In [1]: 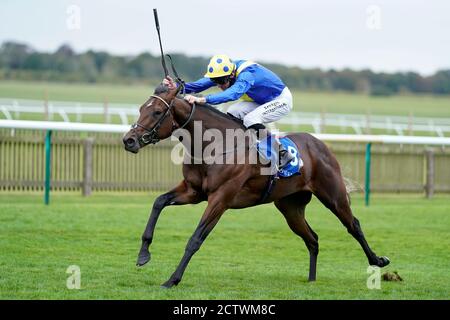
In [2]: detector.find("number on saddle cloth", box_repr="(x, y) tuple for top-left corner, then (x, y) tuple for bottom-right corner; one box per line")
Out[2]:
(256, 135), (303, 178)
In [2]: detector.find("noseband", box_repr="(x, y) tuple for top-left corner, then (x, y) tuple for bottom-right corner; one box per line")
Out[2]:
(132, 94), (195, 145)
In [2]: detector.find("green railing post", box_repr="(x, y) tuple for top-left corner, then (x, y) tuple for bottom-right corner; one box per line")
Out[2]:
(44, 130), (52, 205)
(365, 142), (372, 206)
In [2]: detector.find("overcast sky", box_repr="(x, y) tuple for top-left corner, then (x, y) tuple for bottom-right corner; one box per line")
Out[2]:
(1, 0), (449, 75)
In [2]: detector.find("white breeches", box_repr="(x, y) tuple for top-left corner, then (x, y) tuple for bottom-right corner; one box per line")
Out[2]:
(226, 87), (293, 127)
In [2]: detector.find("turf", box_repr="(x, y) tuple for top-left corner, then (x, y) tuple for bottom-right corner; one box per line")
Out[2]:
(0, 81), (152, 105)
(0, 192), (448, 300)
(291, 91), (450, 117)
(1, 80), (450, 117)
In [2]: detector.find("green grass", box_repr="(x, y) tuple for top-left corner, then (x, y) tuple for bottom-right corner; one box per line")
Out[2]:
(0, 81), (152, 104)
(0, 192), (449, 299)
(292, 91), (450, 117)
(1, 80), (449, 117)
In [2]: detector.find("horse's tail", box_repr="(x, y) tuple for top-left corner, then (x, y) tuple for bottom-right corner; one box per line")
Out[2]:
(297, 132), (360, 207)
(343, 176), (361, 207)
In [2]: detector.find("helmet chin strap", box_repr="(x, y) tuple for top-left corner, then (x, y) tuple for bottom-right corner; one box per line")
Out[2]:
(229, 72), (236, 86)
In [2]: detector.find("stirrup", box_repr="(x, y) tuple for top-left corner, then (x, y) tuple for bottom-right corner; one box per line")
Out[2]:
(279, 149), (294, 169)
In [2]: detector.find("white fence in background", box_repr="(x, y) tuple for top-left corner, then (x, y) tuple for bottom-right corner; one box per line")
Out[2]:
(2, 119), (450, 145)
(1, 120), (449, 200)
(0, 98), (137, 125)
(277, 112), (450, 136)
(1, 98), (450, 136)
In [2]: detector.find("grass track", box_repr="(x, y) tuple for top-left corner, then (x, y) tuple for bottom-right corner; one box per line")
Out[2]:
(1, 80), (450, 117)
(0, 192), (449, 299)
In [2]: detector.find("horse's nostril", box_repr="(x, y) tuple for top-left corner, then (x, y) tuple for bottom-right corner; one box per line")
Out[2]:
(125, 138), (136, 147)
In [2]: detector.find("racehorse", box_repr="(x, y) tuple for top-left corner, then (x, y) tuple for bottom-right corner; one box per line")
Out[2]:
(123, 84), (390, 288)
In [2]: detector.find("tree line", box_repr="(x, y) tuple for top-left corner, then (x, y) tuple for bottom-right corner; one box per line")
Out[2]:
(1, 41), (449, 95)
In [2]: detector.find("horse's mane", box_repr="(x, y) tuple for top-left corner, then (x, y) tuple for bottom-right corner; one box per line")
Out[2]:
(153, 83), (244, 128)
(196, 104), (245, 128)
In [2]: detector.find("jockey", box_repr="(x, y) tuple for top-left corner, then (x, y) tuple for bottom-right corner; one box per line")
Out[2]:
(163, 54), (294, 169)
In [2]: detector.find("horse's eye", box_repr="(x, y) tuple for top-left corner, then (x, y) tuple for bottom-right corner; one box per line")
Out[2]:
(153, 110), (162, 117)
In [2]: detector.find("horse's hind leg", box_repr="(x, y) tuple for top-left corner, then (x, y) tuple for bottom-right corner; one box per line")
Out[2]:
(312, 173), (389, 268)
(275, 191), (319, 281)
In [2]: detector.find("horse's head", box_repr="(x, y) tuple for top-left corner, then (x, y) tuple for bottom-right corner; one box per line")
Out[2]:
(123, 84), (179, 153)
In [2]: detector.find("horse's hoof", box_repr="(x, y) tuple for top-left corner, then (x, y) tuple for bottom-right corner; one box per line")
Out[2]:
(378, 256), (390, 267)
(161, 279), (179, 289)
(136, 251), (151, 267)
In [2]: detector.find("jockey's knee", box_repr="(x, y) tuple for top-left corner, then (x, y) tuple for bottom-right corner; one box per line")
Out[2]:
(287, 100), (293, 112)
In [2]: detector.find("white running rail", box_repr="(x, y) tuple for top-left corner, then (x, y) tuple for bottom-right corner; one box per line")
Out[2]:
(1, 119), (450, 146)
(1, 98), (450, 136)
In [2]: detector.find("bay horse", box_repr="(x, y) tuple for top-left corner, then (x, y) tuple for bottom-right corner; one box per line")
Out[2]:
(123, 84), (390, 288)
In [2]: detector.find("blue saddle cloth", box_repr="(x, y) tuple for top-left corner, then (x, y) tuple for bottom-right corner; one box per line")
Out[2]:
(256, 135), (303, 178)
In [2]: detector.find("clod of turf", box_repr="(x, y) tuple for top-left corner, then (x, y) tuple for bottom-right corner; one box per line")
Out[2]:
(382, 271), (403, 282)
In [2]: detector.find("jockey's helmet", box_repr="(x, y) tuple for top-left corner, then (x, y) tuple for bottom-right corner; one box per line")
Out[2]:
(204, 54), (235, 78)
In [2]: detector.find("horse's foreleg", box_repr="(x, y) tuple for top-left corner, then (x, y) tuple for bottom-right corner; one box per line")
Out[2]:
(137, 181), (202, 267)
(161, 195), (227, 288)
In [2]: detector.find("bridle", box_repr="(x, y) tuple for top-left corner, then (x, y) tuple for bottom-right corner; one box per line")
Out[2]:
(131, 92), (195, 145)
(131, 51), (194, 145)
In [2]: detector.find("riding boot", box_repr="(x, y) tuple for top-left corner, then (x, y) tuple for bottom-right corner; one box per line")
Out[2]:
(276, 138), (295, 169)
(247, 123), (267, 141)
(247, 123), (295, 169)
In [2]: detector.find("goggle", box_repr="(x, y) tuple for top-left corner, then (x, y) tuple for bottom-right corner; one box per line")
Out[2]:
(210, 76), (230, 85)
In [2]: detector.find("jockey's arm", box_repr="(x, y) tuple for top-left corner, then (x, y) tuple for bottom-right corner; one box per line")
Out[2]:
(184, 77), (215, 94)
(163, 76), (215, 93)
(205, 73), (254, 105)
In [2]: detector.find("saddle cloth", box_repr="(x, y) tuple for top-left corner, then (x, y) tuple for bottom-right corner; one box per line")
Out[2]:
(256, 135), (303, 177)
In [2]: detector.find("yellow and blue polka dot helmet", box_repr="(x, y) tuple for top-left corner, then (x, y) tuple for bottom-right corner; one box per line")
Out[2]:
(204, 54), (235, 78)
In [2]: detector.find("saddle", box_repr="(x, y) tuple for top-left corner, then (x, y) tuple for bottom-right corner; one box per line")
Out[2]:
(256, 135), (303, 203)
(257, 135), (303, 178)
